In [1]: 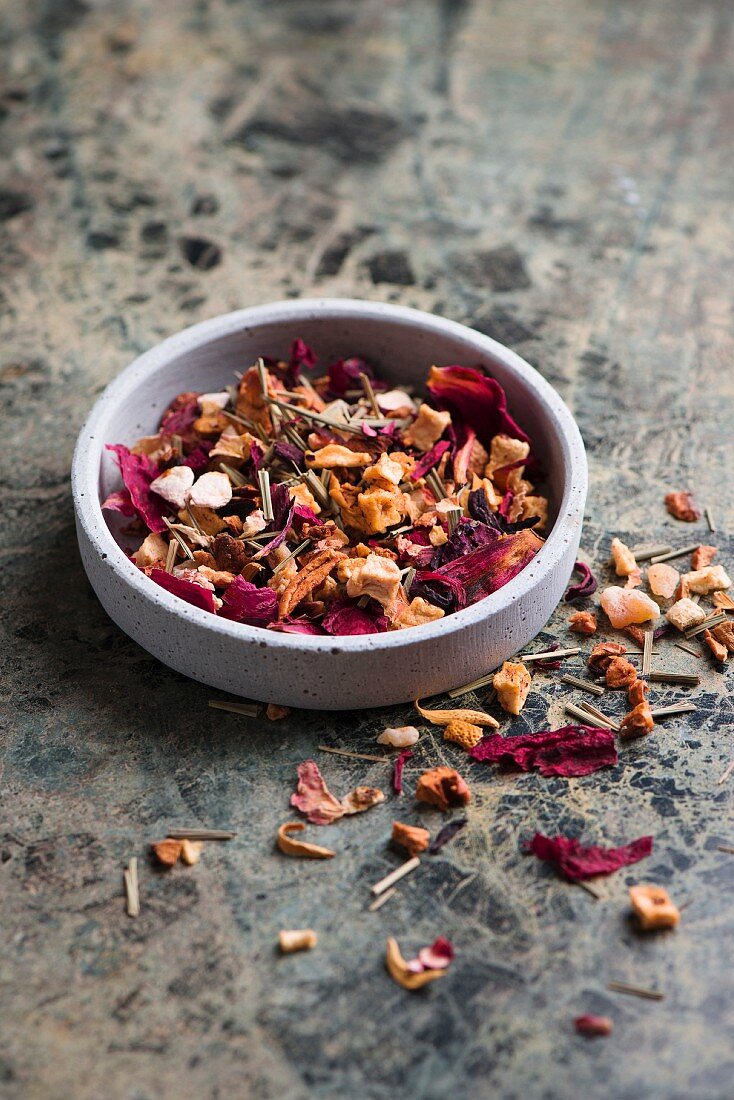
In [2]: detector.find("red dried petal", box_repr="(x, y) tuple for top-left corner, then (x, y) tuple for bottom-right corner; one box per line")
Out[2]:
(392, 748), (414, 794)
(417, 937), (455, 970)
(290, 760), (344, 825)
(470, 725), (617, 777)
(322, 598), (388, 636)
(149, 568), (216, 613)
(220, 576), (278, 625)
(575, 1015), (613, 1038)
(410, 440), (451, 481)
(525, 833), (653, 880)
(564, 561), (598, 601)
(426, 365), (529, 445)
(101, 489), (137, 517)
(106, 443), (167, 533)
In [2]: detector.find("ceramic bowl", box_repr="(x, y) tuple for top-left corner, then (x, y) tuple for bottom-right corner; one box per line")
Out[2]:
(72, 299), (587, 710)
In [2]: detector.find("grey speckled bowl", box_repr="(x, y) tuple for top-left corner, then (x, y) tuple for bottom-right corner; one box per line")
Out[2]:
(72, 299), (587, 710)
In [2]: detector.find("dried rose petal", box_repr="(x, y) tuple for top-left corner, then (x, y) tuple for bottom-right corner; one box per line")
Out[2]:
(220, 576), (278, 625)
(392, 748), (414, 794)
(417, 937), (455, 970)
(410, 439), (451, 481)
(426, 365), (529, 445)
(471, 725), (617, 777)
(106, 443), (167, 533)
(290, 760), (345, 825)
(149, 568), (216, 613)
(101, 488), (137, 517)
(322, 598), (388, 636)
(525, 833), (652, 880)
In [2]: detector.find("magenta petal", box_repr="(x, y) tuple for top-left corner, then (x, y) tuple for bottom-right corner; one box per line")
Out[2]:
(101, 489), (137, 517)
(219, 576), (278, 624)
(149, 568), (216, 613)
(105, 443), (167, 533)
(418, 936), (454, 969)
(427, 365), (530, 445)
(410, 440), (451, 481)
(471, 725), (618, 777)
(525, 833), (653, 881)
(564, 561), (598, 601)
(322, 598), (388, 636)
(392, 748), (414, 794)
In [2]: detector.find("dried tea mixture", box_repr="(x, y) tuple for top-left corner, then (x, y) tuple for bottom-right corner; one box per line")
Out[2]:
(103, 342), (547, 633)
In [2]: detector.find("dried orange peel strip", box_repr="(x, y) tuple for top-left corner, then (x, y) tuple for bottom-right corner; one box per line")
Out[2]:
(415, 699), (499, 729)
(277, 821), (335, 860)
(385, 937), (445, 991)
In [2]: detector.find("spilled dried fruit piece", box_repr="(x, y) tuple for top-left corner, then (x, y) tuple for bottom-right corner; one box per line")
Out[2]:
(266, 703), (290, 721)
(415, 767), (471, 811)
(588, 642), (627, 672)
(341, 787), (385, 815)
(605, 657), (638, 690)
(443, 718), (484, 751)
(415, 700), (499, 729)
(610, 537), (638, 578)
(712, 590), (734, 611)
(377, 725), (420, 748)
(575, 1015), (613, 1038)
(151, 839), (183, 868)
(680, 565), (731, 595)
(629, 884), (680, 930)
(600, 586), (659, 628)
(691, 545), (717, 570)
(385, 937), (445, 991)
(710, 621), (734, 653)
(666, 598), (706, 632)
(703, 629), (727, 662)
(279, 929), (317, 953)
(568, 610), (597, 635)
(628, 679), (650, 707)
(493, 661), (532, 715)
(392, 821), (430, 857)
(180, 839), (202, 866)
(620, 701), (654, 738)
(277, 821), (335, 860)
(647, 562), (679, 599)
(665, 491), (700, 522)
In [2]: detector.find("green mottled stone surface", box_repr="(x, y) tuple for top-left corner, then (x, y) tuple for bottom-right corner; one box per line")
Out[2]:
(0, 2), (732, 1097)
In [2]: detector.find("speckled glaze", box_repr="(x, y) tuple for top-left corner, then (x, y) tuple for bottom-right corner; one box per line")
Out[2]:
(71, 299), (587, 709)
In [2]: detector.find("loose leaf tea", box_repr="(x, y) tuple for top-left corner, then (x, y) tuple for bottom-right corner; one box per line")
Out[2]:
(525, 833), (653, 880)
(104, 341), (546, 631)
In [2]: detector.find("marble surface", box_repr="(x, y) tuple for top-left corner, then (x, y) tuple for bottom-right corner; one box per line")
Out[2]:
(1, 2), (732, 1097)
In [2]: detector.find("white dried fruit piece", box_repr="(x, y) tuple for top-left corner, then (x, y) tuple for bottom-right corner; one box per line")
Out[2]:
(493, 661), (532, 715)
(180, 839), (202, 865)
(198, 391), (230, 414)
(647, 562), (680, 599)
(377, 725), (421, 748)
(132, 532), (168, 567)
(679, 565), (731, 595)
(241, 509), (267, 538)
(665, 598), (707, 632)
(403, 404), (452, 452)
(428, 525), (448, 547)
(277, 821), (335, 860)
(415, 699), (499, 729)
(599, 586), (660, 628)
(187, 471), (233, 509)
(305, 444), (372, 468)
(485, 434), (530, 486)
(149, 465), (195, 510)
(377, 389), (417, 413)
(610, 537), (638, 578)
(279, 929), (317, 953)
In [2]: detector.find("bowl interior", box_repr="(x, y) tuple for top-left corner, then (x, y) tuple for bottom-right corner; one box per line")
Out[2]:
(98, 309), (568, 538)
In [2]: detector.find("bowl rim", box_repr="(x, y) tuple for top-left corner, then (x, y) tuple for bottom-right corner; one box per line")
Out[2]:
(72, 297), (587, 654)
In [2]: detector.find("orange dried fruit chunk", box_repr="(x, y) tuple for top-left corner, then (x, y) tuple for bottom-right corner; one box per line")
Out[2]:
(620, 701), (654, 739)
(605, 657), (638, 690)
(599, 586), (659, 628)
(568, 610), (597, 635)
(151, 839), (182, 868)
(415, 767), (471, 811)
(391, 821), (430, 858)
(443, 718), (484, 751)
(647, 563), (679, 600)
(492, 661), (532, 715)
(629, 884), (680, 930)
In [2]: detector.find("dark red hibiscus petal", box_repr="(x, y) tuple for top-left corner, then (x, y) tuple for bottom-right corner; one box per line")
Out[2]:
(105, 443), (167, 533)
(219, 576), (278, 625)
(524, 833), (653, 880)
(392, 748), (414, 794)
(426, 364), (530, 445)
(471, 725), (618, 777)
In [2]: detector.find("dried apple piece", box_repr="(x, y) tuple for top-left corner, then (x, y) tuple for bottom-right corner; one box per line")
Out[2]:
(629, 884), (680, 930)
(277, 822), (335, 860)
